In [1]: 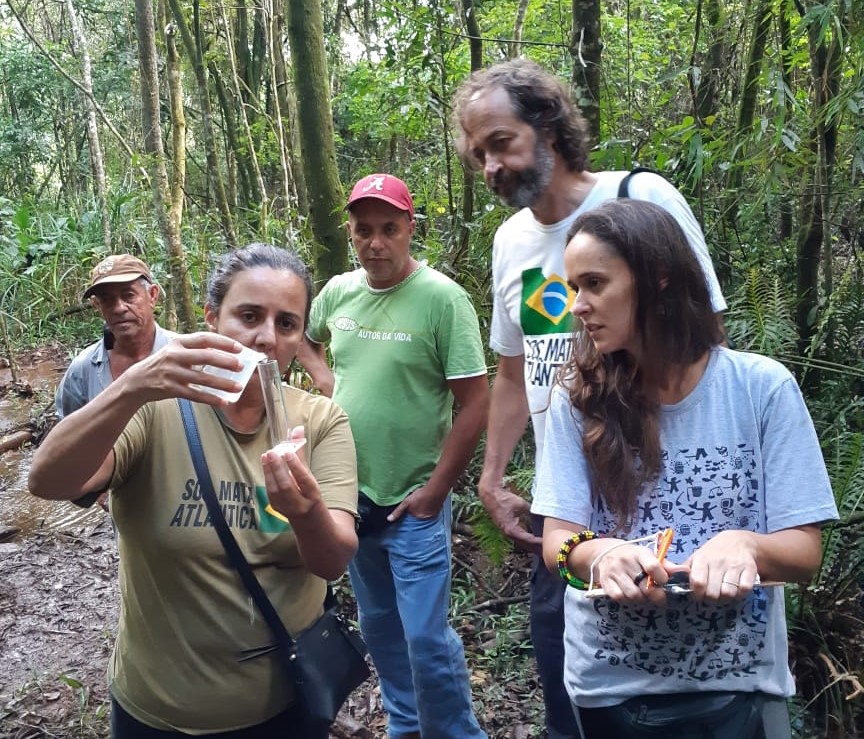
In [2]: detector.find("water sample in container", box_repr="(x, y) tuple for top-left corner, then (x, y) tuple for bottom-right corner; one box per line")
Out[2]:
(192, 345), (268, 403)
(258, 359), (306, 454)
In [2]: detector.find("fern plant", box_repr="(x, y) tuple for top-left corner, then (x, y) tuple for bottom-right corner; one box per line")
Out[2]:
(725, 266), (798, 355)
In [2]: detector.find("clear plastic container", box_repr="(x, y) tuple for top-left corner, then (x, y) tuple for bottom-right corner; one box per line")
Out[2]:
(271, 438), (307, 455)
(192, 345), (268, 403)
(258, 359), (306, 455)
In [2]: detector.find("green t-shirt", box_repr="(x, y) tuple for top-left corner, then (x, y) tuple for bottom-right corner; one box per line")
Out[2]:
(307, 264), (486, 506)
(107, 386), (357, 733)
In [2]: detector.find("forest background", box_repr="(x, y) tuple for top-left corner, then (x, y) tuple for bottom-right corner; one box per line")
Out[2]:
(0, 0), (863, 736)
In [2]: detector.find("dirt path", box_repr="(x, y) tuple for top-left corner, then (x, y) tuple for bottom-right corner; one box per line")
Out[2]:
(0, 514), (118, 738)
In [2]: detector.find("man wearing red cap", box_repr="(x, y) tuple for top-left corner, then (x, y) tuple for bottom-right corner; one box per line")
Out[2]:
(55, 254), (173, 507)
(300, 174), (490, 738)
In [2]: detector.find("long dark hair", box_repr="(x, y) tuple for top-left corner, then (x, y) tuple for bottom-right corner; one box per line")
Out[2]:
(207, 243), (313, 327)
(559, 200), (722, 523)
(453, 59), (589, 173)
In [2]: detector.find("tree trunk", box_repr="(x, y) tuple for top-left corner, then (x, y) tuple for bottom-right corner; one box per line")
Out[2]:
(163, 9), (187, 235)
(248, 2), (267, 104)
(509, 0), (529, 59)
(209, 62), (253, 207)
(570, 0), (601, 150)
(271, 0), (307, 218)
(715, 0), (772, 287)
(134, 0), (196, 331)
(796, 11), (841, 369)
(167, 0), (238, 247)
(65, 0), (110, 252)
(451, 0), (483, 274)
(285, 0), (347, 284)
(693, 0), (725, 124)
(235, 0), (250, 96)
(796, 44), (826, 365)
(333, 0), (345, 41)
(777, 0), (794, 242)
(232, 0), (266, 138)
(724, 0), (772, 226)
(162, 0), (186, 331)
(285, 83), (309, 217)
(217, 0), (267, 216)
(463, 0), (482, 73)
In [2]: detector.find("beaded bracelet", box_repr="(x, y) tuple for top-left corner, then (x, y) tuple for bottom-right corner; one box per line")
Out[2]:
(557, 530), (599, 590)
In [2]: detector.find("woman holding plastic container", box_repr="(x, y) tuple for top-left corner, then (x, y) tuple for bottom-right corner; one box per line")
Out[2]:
(30, 244), (358, 738)
(531, 200), (837, 738)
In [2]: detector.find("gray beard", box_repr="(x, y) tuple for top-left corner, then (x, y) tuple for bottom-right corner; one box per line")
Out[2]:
(496, 142), (555, 209)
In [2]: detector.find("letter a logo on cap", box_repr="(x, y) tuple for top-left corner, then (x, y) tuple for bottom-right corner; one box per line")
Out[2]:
(347, 173), (415, 218)
(363, 175), (387, 193)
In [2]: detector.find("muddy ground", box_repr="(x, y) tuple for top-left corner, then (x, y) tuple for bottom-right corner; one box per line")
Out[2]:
(0, 516), (118, 738)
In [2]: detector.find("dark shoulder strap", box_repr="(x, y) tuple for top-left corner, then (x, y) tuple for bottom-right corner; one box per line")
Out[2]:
(177, 399), (298, 659)
(617, 166), (665, 198)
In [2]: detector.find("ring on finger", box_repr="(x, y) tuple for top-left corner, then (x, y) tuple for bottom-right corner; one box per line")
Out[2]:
(721, 578), (740, 588)
(633, 571), (648, 586)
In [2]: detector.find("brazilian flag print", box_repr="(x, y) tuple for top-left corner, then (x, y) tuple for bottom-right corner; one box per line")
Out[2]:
(254, 485), (292, 533)
(520, 267), (575, 335)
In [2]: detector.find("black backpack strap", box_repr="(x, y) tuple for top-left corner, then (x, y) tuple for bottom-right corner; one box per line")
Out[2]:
(177, 398), (299, 673)
(617, 166), (664, 198)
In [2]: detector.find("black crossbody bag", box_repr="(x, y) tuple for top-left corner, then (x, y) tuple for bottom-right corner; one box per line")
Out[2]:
(177, 399), (370, 731)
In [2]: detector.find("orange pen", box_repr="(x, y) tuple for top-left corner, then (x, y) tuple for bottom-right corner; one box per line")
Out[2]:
(648, 528), (674, 588)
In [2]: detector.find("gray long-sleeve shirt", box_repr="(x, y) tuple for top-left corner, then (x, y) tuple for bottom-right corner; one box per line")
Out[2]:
(54, 324), (174, 418)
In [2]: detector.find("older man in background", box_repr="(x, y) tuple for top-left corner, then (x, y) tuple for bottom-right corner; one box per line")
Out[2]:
(55, 254), (173, 508)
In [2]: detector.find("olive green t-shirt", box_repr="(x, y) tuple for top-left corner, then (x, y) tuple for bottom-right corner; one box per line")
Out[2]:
(107, 386), (357, 733)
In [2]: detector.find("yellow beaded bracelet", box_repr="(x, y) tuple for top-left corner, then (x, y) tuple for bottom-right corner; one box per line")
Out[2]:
(557, 530), (599, 590)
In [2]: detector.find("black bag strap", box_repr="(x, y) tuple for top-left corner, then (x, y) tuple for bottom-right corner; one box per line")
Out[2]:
(617, 166), (665, 198)
(177, 399), (299, 667)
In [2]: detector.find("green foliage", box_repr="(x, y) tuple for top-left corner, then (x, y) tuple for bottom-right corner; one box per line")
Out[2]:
(725, 267), (798, 355)
(821, 433), (864, 580)
(469, 603), (534, 678)
(470, 509), (513, 568)
(0, 197), (91, 342)
(465, 437), (537, 568)
(0, 38), (68, 197)
(8, 673), (109, 737)
(785, 428), (864, 734)
(806, 263), (864, 365)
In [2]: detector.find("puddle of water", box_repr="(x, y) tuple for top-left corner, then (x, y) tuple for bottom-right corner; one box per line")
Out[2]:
(0, 353), (104, 536)
(0, 352), (65, 387)
(1, 447), (104, 536)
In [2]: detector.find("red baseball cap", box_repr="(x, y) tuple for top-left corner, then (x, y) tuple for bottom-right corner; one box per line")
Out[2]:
(347, 174), (415, 218)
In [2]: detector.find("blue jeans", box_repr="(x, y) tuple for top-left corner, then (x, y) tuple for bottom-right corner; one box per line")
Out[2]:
(577, 691), (790, 738)
(530, 515), (580, 739)
(349, 497), (487, 739)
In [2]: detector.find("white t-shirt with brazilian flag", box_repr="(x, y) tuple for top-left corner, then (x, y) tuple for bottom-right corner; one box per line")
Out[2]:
(489, 170), (727, 471)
